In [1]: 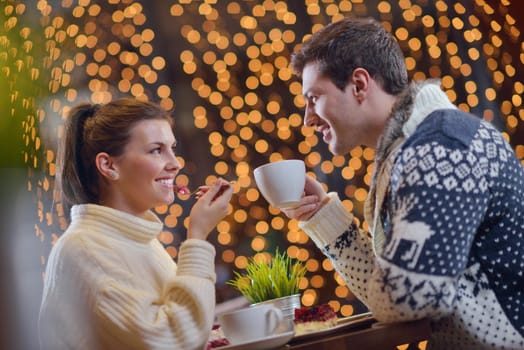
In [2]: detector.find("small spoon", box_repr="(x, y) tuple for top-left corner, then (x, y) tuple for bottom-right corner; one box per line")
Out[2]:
(175, 181), (235, 198)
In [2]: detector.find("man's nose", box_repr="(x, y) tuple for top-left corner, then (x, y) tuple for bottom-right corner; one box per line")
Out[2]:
(304, 104), (318, 127)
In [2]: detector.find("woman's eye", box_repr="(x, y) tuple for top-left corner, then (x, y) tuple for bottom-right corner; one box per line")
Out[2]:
(151, 148), (161, 154)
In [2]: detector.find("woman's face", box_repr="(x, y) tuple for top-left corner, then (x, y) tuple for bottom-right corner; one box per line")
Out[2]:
(109, 119), (180, 217)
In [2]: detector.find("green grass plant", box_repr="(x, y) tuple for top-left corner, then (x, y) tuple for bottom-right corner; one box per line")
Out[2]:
(227, 249), (306, 303)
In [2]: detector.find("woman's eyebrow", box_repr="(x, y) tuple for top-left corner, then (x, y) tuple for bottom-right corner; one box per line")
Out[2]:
(149, 139), (177, 147)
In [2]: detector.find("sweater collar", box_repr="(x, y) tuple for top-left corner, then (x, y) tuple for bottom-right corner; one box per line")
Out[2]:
(374, 79), (456, 162)
(365, 80), (456, 243)
(402, 80), (457, 136)
(70, 204), (163, 243)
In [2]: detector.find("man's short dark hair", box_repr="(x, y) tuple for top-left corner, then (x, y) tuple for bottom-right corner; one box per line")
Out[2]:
(291, 17), (408, 95)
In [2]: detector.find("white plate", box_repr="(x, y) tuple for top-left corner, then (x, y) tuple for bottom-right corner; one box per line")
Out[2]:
(292, 312), (374, 341)
(218, 330), (295, 350)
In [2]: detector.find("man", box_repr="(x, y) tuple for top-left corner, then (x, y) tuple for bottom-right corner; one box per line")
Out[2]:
(283, 17), (524, 349)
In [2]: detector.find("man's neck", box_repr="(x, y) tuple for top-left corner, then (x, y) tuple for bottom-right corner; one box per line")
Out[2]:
(366, 84), (399, 149)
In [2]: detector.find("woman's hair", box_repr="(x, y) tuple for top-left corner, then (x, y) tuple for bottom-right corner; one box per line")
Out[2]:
(56, 98), (173, 207)
(291, 17), (408, 95)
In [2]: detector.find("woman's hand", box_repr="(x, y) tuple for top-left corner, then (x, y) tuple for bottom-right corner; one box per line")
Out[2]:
(187, 178), (234, 240)
(281, 175), (328, 221)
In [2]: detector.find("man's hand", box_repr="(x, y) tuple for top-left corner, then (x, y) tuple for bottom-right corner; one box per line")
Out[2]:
(281, 176), (329, 221)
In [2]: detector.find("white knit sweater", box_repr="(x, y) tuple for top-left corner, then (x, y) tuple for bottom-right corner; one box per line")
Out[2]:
(39, 204), (216, 350)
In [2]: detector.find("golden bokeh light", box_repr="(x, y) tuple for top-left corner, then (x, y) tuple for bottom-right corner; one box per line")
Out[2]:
(4, 1), (520, 331)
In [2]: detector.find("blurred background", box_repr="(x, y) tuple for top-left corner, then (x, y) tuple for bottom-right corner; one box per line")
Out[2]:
(1, 0), (523, 349)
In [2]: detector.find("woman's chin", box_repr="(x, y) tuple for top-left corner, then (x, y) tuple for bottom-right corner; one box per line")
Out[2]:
(163, 195), (175, 205)
(155, 194), (175, 207)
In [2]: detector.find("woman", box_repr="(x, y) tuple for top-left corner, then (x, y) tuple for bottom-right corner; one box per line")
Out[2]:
(39, 98), (233, 350)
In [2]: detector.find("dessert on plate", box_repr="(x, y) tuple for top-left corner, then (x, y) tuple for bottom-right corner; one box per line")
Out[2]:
(206, 324), (230, 349)
(294, 304), (338, 335)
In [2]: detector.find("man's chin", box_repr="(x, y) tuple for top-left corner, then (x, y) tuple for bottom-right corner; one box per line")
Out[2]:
(329, 142), (348, 156)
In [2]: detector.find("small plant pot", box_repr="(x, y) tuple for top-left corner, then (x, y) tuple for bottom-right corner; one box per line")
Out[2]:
(250, 294), (301, 333)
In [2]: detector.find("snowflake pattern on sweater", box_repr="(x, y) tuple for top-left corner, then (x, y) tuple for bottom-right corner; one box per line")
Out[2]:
(319, 111), (524, 350)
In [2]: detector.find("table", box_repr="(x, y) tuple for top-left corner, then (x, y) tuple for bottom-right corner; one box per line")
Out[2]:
(279, 314), (431, 350)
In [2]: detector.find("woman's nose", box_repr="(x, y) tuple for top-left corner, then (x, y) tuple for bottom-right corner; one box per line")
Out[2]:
(166, 151), (181, 171)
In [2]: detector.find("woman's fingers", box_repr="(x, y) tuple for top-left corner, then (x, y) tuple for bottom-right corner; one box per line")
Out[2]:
(187, 179), (234, 240)
(196, 179), (233, 202)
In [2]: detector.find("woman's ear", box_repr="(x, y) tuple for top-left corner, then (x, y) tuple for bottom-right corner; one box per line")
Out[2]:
(96, 153), (119, 181)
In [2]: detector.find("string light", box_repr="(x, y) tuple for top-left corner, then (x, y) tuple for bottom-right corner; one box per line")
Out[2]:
(3, 0), (522, 323)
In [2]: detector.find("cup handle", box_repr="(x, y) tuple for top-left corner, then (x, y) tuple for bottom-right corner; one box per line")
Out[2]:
(266, 307), (284, 335)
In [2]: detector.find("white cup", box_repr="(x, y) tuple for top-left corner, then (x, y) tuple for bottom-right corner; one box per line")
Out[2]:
(254, 159), (306, 208)
(217, 304), (285, 344)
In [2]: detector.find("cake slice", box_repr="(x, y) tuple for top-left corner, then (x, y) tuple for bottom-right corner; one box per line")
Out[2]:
(206, 324), (230, 349)
(294, 304), (338, 334)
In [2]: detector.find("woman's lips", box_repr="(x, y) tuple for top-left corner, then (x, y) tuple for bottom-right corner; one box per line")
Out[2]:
(156, 178), (174, 189)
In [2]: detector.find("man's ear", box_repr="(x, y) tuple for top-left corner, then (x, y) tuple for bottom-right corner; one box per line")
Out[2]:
(350, 68), (371, 100)
(96, 152), (119, 181)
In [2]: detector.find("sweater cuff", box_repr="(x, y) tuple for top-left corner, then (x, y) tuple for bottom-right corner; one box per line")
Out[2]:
(176, 239), (216, 283)
(299, 192), (354, 248)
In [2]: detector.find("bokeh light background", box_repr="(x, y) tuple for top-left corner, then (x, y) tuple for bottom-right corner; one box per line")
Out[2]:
(1, 0), (523, 348)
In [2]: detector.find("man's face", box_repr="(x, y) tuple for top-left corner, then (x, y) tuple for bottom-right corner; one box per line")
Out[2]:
(301, 62), (368, 155)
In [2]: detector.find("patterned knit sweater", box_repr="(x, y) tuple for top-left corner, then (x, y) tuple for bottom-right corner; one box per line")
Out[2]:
(300, 81), (524, 349)
(39, 204), (216, 350)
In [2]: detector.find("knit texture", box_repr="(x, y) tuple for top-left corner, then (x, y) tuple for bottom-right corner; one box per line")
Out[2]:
(39, 204), (216, 350)
(300, 81), (524, 349)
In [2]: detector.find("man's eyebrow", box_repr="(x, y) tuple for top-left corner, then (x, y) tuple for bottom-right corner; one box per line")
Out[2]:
(303, 88), (311, 97)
